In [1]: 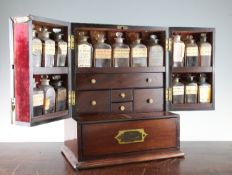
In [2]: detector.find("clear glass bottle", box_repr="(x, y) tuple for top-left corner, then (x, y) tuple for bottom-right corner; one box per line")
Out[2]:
(198, 74), (211, 103)
(185, 75), (198, 104)
(185, 39), (199, 67)
(39, 76), (56, 114)
(199, 33), (212, 66)
(173, 35), (185, 67)
(38, 27), (55, 67)
(183, 35), (193, 45)
(172, 76), (184, 104)
(131, 36), (147, 67)
(53, 28), (67, 67)
(148, 35), (163, 66)
(112, 32), (130, 67)
(94, 33), (112, 67)
(76, 32), (93, 67)
(32, 30), (42, 67)
(32, 78), (44, 116)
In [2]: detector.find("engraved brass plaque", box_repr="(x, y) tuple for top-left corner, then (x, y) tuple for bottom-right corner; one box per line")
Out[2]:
(115, 129), (148, 144)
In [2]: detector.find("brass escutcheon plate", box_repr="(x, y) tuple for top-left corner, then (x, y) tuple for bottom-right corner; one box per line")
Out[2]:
(115, 129), (148, 144)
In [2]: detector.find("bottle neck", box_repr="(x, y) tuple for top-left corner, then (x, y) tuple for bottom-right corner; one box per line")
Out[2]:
(41, 79), (50, 86)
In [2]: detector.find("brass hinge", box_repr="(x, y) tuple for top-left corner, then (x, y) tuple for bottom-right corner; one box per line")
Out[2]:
(166, 38), (172, 52)
(68, 35), (75, 50)
(11, 98), (15, 112)
(68, 91), (76, 106)
(165, 88), (172, 102)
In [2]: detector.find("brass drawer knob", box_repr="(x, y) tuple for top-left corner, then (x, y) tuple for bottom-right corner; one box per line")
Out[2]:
(120, 93), (126, 98)
(91, 79), (96, 84)
(146, 78), (152, 83)
(119, 105), (125, 111)
(147, 98), (154, 104)
(91, 100), (97, 106)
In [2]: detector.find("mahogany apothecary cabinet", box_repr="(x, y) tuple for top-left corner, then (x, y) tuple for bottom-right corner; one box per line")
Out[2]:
(9, 15), (215, 169)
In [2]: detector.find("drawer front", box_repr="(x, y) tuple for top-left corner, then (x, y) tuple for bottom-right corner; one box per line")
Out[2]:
(76, 73), (163, 90)
(111, 89), (133, 102)
(134, 89), (164, 112)
(76, 91), (110, 113)
(111, 102), (133, 113)
(82, 118), (178, 158)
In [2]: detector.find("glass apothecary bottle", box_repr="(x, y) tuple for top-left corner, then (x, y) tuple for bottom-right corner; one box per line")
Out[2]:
(173, 35), (185, 67)
(112, 32), (130, 67)
(38, 27), (55, 67)
(199, 33), (212, 66)
(76, 32), (93, 67)
(198, 74), (211, 103)
(39, 76), (55, 114)
(53, 28), (67, 67)
(172, 76), (184, 104)
(51, 76), (67, 112)
(33, 78), (44, 116)
(32, 30), (42, 67)
(94, 33), (112, 67)
(185, 39), (199, 67)
(131, 36), (147, 67)
(148, 35), (163, 66)
(185, 75), (198, 104)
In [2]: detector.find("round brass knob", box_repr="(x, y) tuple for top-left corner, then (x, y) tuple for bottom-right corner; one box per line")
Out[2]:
(91, 100), (97, 106)
(147, 98), (154, 104)
(119, 105), (125, 111)
(91, 79), (96, 84)
(120, 93), (126, 98)
(146, 78), (152, 83)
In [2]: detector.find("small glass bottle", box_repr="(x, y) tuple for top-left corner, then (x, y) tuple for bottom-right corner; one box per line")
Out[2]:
(53, 28), (67, 67)
(94, 34), (112, 67)
(38, 27), (55, 67)
(173, 35), (185, 67)
(76, 32), (93, 67)
(131, 36), (147, 67)
(199, 33), (212, 66)
(185, 75), (198, 104)
(148, 35), (163, 66)
(183, 35), (193, 45)
(172, 76), (184, 104)
(112, 32), (130, 67)
(39, 76), (56, 114)
(185, 39), (199, 67)
(198, 74), (211, 103)
(32, 78), (44, 116)
(32, 30), (42, 67)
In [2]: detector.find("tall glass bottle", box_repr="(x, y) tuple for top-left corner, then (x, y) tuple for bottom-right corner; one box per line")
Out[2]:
(185, 39), (199, 67)
(33, 78), (44, 116)
(76, 32), (93, 67)
(185, 75), (198, 104)
(172, 76), (184, 104)
(94, 34), (112, 67)
(148, 35), (163, 66)
(32, 30), (42, 67)
(39, 76), (56, 114)
(198, 74), (211, 103)
(53, 28), (67, 67)
(199, 33), (212, 66)
(131, 36), (147, 67)
(112, 32), (130, 67)
(38, 27), (55, 67)
(173, 35), (185, 67)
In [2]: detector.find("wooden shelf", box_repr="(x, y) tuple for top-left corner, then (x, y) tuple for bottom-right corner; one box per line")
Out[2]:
(33, 67), (68, 75)
(171, 103), (214, 111)
(172, 67), (213, 73)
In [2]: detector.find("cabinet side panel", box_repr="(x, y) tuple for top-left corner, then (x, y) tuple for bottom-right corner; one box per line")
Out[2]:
(13, 23), (30, 122)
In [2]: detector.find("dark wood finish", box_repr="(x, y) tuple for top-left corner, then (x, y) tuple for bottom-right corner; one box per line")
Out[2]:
(111, 102), (133, 113)
(111, 89), (133, 102)
(172, 67), (213, 73)
(171, 103), (213, 111)
(33, 67), (69, 75)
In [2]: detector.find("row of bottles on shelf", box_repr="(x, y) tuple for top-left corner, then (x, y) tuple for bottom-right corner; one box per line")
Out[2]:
(173, 33), (212, 67)
(33, 26), (67, 68)
(172, 74), (211, 104)
(33, 75), (67, 117)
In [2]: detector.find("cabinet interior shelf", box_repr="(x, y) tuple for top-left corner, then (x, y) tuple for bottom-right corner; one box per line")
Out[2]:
(33, 67), (68, 75)
(172, 67), (213, 73)
(171, 103), (214, 111)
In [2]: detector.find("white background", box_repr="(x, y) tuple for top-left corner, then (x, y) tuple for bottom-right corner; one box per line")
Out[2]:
(0, 0), (232, 142)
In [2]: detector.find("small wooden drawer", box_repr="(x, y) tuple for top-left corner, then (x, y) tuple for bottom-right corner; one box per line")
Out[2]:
(76, 91), (110, 113)
(82, 117), (178, 159)
(111, 102), (133, 113)
(111, 89), (133, 102)
(134, 89), (164, 112)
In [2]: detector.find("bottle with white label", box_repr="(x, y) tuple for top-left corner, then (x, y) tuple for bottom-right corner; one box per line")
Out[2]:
(131, 37), (147, 67)
(199, 33), (212, 66)
(173, 35), (185, 67)
(38, 27), (55, 67)
(112, 32), (130, 67)
(148, 35), (163, 66)
(185, 75), (198, 104)
(32, 30), (42, 67)
(94, 33), (112, 67)
(33, 78), (44, 116)
(53, 28), (67, 67)
(198, 74), (211, 103)
(76, 32), (93, 67)
(172, 76), (184, 104)
(185, 39), (199, 67)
